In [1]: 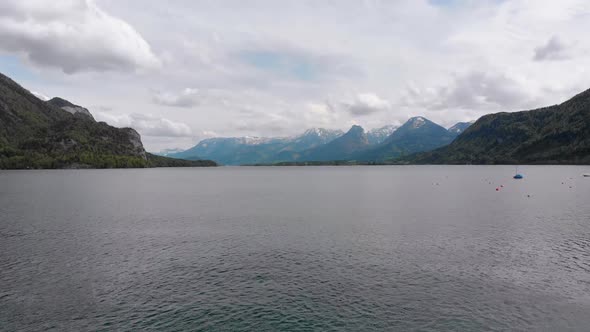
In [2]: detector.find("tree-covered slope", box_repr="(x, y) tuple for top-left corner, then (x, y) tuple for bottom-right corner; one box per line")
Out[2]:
(0, 72), (216, 169)
(408, 89), (590, 164)
(146, 153), (216, 167)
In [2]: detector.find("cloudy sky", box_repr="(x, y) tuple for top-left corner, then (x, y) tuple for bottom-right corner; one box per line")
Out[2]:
(2, 0), (590, 151)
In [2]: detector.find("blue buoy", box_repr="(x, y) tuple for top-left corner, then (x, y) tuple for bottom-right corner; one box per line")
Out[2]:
(513, 174), (523, 179)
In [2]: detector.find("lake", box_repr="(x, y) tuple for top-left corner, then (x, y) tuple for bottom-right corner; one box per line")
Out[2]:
(1, 166), (589, 331)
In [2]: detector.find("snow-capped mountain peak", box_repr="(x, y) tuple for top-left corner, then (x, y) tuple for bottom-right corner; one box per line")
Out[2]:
(367, 125), (400, 144)
(447, 121), (475, 135)
(300, 128), (343, 138)
(368, 124), (399, 136)
(409, 116), (426, 128)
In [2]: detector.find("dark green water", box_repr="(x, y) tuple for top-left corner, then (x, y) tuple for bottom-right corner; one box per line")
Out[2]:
(1, 166), (589, 331)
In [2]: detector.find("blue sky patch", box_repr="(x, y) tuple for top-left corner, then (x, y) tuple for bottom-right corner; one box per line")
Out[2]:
(0, 55), (37, 82)
(238, 50), (319, 81)
(428, 0), (455, 7)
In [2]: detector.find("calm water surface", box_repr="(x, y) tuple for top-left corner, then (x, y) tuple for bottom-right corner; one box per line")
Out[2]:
(1, 166), (589, 331)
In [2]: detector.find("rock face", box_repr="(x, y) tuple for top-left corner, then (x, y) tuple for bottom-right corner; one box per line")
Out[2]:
(61, 106), (94, 118)
(47, 97), (95, 120)
(123, 128), (147, 160)
(0, 71), (149, 169)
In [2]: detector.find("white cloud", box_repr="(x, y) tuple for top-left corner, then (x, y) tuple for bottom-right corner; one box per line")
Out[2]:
(5, 0), (590, 151)
(31, 90), (49, 101)
(344, 93), (391, 116)
(0, 0), (160, 73)
(131, 114), (193, 137)
(400, 70), (540, 112)
(94, 111), (192, 137)
(153, 88), (199, 107)
(201, 130), (219, 138)
(302, 102), (340, 128)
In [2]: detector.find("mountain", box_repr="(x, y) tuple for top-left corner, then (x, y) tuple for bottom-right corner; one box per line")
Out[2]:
(169, 128), (343, 165)
(154, 148), (189, 157)
(297, 125), (369, 161)
(169, 136), (290, 165)
(367, 125), (399, 144)
(0, 72), (215, 169)
(280, 128), (344, 152)
(357, 117), (456, 161)
(407, 89), (590, 164)
(171, 119), (459, 164)
(448, 121), (473, 135)
(46, 97), (95, 120)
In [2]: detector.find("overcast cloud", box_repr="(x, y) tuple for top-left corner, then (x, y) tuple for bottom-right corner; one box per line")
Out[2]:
(2, 0), (590, 151)
(153, 88), (200, 108)
(533, 36), (571, 61)
(344, 93), (392, 116)
(93, 111), (193, 137)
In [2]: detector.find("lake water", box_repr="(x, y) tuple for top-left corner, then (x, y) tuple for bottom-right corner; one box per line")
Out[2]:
(1, 166), (589, 331)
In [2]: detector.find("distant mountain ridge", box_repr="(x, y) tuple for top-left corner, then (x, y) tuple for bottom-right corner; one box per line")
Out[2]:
(153, 148), (186, 157)
(170, 117), (469, 165)
(168, 128), (344, 165)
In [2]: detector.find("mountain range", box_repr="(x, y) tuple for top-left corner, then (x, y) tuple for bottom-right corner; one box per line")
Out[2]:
(168, 87), (590, 166)
(167, 117), (469, 165)
(167, 128), (343, 165)
(0, 72), (215, 169)
(5, 68), (587, 167)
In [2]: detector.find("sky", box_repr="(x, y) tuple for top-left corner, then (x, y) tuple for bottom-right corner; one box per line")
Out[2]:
(1, 0), (590, 152)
